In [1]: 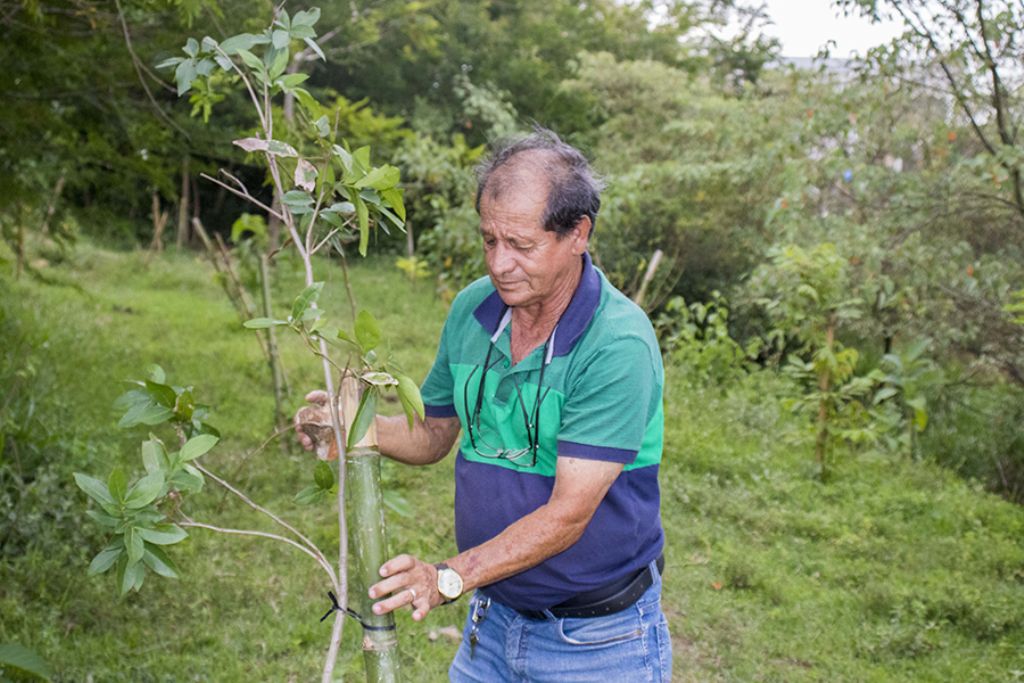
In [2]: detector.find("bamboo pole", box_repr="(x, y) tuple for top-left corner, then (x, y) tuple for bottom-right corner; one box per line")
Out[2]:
(340, 376), (400, 682)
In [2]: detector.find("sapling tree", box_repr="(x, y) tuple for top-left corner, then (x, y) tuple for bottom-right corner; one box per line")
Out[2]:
(748, 243), (879, 479)
(76, 8), (422, 682)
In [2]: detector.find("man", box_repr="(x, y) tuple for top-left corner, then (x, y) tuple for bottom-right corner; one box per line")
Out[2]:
(298, 128), (670, 681)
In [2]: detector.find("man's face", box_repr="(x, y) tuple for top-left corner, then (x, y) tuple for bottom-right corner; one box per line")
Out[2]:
(479, 177), (588, 310)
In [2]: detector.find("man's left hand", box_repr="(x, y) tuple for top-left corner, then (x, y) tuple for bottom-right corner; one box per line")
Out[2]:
(369, 554), (442, 621)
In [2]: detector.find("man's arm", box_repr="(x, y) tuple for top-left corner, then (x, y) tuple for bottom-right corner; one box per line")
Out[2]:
(294, 390), (460, 466)
(367, 455), (623, 621)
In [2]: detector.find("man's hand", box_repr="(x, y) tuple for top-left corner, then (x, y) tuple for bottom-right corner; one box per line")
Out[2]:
(369, 554), (444, 622)
(293, 390), (343, 460)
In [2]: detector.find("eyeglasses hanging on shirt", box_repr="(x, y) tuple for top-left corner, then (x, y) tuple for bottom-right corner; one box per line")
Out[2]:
(462, 307), (555, 469)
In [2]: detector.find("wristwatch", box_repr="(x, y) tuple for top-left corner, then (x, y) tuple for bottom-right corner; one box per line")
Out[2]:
(434, 563), (464, 603)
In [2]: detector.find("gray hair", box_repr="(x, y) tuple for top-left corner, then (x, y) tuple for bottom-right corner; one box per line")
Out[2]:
(475, 127), (603, 237)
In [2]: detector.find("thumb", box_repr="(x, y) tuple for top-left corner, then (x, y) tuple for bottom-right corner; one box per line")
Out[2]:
(305, 390), (329, 406)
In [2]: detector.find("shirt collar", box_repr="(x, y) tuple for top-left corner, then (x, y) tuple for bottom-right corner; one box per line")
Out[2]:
(472, 251), (601, 358)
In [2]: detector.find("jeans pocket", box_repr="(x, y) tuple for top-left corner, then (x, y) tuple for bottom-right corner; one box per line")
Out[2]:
(555, 607), (645, 646)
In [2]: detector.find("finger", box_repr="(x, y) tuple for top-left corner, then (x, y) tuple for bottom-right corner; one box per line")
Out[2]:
(378, 554), (415, 578)
(305, 390), (328, 405)
(411, 594), (433, 622)
(371, 587), (417, 616)
(368, 573), (408, 600)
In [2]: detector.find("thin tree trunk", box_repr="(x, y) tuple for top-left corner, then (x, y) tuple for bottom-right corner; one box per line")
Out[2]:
(177, 157), (191, 248)
(259, 253), (288, 447)
(192, 218), (271, 361)
(40, 174), (66, 236)
(814, 321), (835, 479)
(341, 376), (400, 683)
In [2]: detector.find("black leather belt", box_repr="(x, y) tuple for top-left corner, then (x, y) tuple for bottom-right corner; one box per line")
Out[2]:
(515, 555), (665, 620)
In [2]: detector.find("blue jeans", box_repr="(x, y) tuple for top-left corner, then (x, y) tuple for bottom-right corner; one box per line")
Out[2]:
(449, 561), (672, 682)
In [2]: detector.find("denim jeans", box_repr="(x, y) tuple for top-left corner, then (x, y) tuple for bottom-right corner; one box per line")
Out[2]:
(449, 561), (672, 682)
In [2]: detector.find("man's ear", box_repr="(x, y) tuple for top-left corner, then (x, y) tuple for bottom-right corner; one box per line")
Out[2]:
(571, 216), (592, 254)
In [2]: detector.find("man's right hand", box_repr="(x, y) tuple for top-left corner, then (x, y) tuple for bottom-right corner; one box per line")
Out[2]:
(293, 390), (343, 460)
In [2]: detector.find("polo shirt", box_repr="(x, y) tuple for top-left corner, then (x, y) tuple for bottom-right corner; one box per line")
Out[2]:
(420, 252), (665, 610)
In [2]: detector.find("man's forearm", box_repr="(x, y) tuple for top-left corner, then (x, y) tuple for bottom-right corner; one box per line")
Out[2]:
(375, 414), (459, 466)
(444, 498), (589, 595)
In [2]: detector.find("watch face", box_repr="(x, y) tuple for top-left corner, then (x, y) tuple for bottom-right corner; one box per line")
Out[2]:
(437, 568), (463, 599)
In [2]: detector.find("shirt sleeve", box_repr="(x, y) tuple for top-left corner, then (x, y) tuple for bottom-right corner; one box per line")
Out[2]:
(420, 313), (458, 418)
(556, 335), (658, 464)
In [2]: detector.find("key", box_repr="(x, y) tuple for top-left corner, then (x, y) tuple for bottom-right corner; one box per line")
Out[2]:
(469, 630), (478, 659)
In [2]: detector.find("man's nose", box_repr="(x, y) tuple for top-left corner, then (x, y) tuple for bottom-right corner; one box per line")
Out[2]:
(489, 243), (516, 275)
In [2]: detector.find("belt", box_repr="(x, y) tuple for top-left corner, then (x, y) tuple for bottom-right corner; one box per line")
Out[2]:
(515, 555), (665, 620)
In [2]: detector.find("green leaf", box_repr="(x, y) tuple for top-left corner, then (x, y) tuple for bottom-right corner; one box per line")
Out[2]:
(174, 58), (198, 96)
(271, 29), (290, 50)
(354, 310), (382, 352)
(314, 461), (334, 490)
(873, 386), (899, 404)
(156, 56), (184, 70)
(268, 45), (290, 79)
(354, 195), (369, 256)
(125, 527), (145, 564)
(170, 468), (204, 495)
(332, 145), (353, 172)
(303, 37), (325, 61)
(278, 72), (310, 89)
(143, 544), (180, 579)
(118, 400), (174, 428)
(291, 282), (324, 321)
(281, 189), (313, 210)
(381, 188), (406, 221)
(314, 115), (330, 138)
(74, 473), (115, 508)
(0, 642), (53, 681)
(146, 364), (166, 384)
(396, 373), (426, 428)
(124, 471), (165, 509)
(347, 388), (378, 448)
(145, 380), (177, 408)
(88, 544), (123, 576)
(294, 486), (328, 505)
(179, 434), (219, 462)
(107, 468), (128, 502)
(236, 48), (264, 73)
(353, 146), (371, 171)
(218, 33), (262, 55)
(85, 509), (121, 529)
(121, 558), (145, 595)
(291, 7), (321, 28)
(354, 165), (401, 191)
(138, 524), (188, 546)
(244, 317), (288, 329)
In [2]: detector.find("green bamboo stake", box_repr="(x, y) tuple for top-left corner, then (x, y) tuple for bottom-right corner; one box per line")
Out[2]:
(341, 376), (400, 682)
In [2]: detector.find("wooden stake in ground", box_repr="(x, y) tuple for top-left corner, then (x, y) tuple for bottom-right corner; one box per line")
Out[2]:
(340, 376), (400, 683)
(633, 248), (664, 309)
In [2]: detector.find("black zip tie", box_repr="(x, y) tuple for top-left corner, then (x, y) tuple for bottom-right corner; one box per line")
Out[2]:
(319, 591), (397, 632)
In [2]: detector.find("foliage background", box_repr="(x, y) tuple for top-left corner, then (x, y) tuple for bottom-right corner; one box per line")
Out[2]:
(2, 0), (1023, 680)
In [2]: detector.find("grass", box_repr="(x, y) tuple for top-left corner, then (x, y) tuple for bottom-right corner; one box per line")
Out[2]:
(1, 240), (1022, 681)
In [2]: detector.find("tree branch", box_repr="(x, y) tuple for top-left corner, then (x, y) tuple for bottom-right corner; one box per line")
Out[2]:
(179, 519), (338, 590)
(113, 0), (189, 139)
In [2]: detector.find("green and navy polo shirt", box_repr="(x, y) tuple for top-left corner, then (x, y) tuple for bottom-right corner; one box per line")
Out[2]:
(421, 252), (665, 611)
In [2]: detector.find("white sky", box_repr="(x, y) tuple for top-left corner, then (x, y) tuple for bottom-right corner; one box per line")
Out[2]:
(759, 0), (905, 59)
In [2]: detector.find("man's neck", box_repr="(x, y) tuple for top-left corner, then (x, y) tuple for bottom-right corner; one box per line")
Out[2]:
(510, 257), (583, 347)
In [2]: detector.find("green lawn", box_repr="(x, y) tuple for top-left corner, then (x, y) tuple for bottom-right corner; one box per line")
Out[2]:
(1, 242), (1022, 681)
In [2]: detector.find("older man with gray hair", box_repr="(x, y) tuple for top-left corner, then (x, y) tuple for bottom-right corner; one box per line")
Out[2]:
(299, 127), (670, 681)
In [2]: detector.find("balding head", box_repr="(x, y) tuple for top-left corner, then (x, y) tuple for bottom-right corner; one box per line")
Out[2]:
(475, 127), (603, 238)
